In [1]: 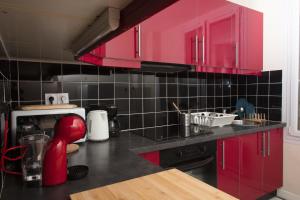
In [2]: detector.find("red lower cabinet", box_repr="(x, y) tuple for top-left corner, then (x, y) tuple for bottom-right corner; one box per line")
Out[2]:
(139, 151), (160, 166)
(217, 128), (283, 200)
(217, 137), (239, 198)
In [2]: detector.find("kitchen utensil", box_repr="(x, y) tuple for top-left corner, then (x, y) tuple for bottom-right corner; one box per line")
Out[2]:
(180, 113), (191, 127)
(43, 114), (86, 186)
(20, 104), (77, 111)
(19, 134), (49, 186)
(86, 110), (109, 141)
(172, 102), (182, 114)
(67, 165), (89, 181)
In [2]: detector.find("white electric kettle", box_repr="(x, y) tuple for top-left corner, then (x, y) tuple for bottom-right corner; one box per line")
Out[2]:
(87, 110), (109, 141)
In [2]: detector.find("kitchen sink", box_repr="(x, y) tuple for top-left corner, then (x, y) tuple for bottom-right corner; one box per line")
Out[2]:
(231, 120), (258, 127)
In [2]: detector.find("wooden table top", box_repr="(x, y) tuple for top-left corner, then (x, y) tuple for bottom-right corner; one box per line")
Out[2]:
(70, 169), (238, 200)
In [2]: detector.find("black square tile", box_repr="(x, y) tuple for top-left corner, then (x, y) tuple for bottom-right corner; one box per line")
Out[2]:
(168, 111), (179, 125)
(178, 98), (188, 110)
(178, 71), (188, 84)
(156, 98), (167, 112)
(116, 99), (129, 115)
(223, 84), (231, 96)
(99, 99), (114, 107)
(167, 84), (177, 97)
(156, 84), (166, 97)
(231, 85), (237, 96)
(198, 97), (207, 109)
(178, 85), (188, 97)
(188, 72), (197, 84)
(167, 73), (177, 83)
(215, 85), (222, 96)
(257, 96), (268, 108)
(238, 85), (246, 96)
(247, 96), (257, 107)
(63, 82), (81, 99)
(215, 97), (223, 108)
(99, 83), (114, 99)
(42, 82), (62, 97)
(19, 61), (41, 81)
(207, 73), (215, 84)
(130, 114), (143, 129)
(118, 115), (129, 130)
(143, 83), (155, 98)
(207, 85), (214, 97)
(189, 97), (197, 110)
(167, 98), (178, 111)
(81, 65), (98, 82)
(270, 70), (282, 83)
(257, 84), (269, 96)
(115, 69), (129, 82)
(144, 113), (155, 127)
(198, 73), (207, 85)
(130, 83), (142, 98)
(269, 109), (281, 121)
(198, 85), (207, 97)
(189, 85), (197, 97)
(247, 75), (257, 84)
(10, 61), (18, 80)
(156, 112), (167, 126)
(247, 84), (257, 96)
(130, 99), (142, 114)
(19, 81), (41, 101)
(269, 96), (281, 108)
(238, 75), (246, 84)
(143, 98), (155, 113)
(231, 74), (238, 84)
(10, 81), (19, 101)
(222, 74), (231, 85)
(269, 84), (282, 96)
(155, 73), (167, 84)
(0, 60), (10, 78)
(82, 100), (98, 108)
(143, 72), (156, 84)
(115, 83), (129, 98)
(62, 64), (81, 82)
(215, 74), (222, 84)
(223, 97), (231, 107)
(258, 71), (269, 83)
(207, 97), (215, 108)
(99, 68), (114, 82)
(82, 82), (98, 99)
(42, 63), (62, 81)
(130, 71), (142, 83)
(231, 96), (238, 107)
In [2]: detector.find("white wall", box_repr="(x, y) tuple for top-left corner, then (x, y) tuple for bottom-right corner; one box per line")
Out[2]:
(228, 1), (300, 200)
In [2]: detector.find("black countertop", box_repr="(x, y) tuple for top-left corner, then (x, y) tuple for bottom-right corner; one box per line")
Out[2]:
(2, 121), (286, 200)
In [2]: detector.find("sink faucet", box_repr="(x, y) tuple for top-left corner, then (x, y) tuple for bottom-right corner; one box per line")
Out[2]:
(231, 107), (244, 114)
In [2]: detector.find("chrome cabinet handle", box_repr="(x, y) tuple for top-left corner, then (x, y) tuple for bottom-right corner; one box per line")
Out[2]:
(235, 42), (239, 68)
(222, 140), (225, 170)
(202, 34), (205, 65)
(267, 130), (270, 157)
(135, 25), (141, 58)
(195, 35), (199, 64)
(262, 132), (266, 157)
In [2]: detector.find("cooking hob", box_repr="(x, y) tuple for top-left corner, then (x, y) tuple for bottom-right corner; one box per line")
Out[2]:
(138, 125), (213, 142)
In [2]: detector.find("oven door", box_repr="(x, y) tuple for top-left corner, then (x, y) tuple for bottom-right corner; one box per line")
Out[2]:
(174, 155), (217, 187)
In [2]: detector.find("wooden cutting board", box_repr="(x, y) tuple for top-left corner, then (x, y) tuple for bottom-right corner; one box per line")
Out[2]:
(70, 169), (238, 200)
(20, 104), (77, 111)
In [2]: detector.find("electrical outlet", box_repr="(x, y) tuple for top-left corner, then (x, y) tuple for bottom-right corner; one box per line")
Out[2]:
(45, 93), (58, 105)
(57, 93), (69, 104)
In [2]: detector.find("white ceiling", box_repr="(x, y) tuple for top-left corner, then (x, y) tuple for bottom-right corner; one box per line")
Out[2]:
(0, 0), (132, 62)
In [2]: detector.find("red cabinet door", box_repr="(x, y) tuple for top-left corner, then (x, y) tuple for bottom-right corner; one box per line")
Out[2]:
(139, 151), (160, 166)
(239, 132), (264, 200)
(205, 5), (240, 73)
(262, 128), (283, 193)
(217, 137), (239, 198)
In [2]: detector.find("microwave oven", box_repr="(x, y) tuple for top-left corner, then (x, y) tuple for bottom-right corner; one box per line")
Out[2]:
(11, 108), (86, 146)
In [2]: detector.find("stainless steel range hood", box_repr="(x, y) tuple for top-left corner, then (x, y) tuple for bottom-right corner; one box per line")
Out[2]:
(141, 62), (192, 73)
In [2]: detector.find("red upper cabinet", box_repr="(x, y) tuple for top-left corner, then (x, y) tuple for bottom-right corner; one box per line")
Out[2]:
(217, 137), (239, 198)
(79, 28), (141, 69)
(262, 128), (283, 193)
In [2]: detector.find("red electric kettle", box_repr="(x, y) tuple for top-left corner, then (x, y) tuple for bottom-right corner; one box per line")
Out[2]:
(42, 114), (86, 186)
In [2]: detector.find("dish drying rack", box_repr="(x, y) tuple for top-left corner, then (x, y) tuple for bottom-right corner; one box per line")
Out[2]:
(190, 112), (237, 128)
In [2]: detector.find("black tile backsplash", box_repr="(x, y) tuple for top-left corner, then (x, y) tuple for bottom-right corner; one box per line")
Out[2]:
(0, 60), (283, 133)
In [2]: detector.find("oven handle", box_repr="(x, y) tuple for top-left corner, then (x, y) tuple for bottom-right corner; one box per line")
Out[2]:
(172, 156), (215, 172)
